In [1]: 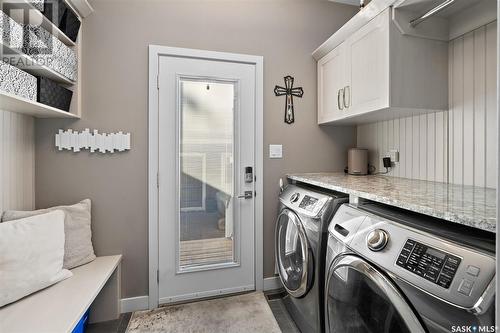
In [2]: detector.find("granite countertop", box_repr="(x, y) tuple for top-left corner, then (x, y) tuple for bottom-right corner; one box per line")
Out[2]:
(287, 173), (497, 233)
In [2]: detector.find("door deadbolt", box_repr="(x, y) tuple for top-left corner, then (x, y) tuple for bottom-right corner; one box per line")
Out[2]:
(237, 191), (253, 199)
(245, 167), (254, 183)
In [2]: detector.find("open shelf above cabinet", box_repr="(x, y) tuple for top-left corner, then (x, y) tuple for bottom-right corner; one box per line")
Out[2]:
(392, 0), (497, 42)
(1, 0), (77, 47)
(0, 90), (79, 118)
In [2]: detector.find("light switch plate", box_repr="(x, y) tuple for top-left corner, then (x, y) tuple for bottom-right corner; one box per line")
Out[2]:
(269, 144), (283, 159)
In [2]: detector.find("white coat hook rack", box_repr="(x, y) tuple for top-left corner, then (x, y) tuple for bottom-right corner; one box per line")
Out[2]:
(55, 129), (131, 153)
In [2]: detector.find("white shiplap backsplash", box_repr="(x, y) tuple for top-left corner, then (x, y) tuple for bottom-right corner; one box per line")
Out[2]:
(357, 111), (449, 182)
(357, 21), (497, 188)
(0, 110), (35, 214)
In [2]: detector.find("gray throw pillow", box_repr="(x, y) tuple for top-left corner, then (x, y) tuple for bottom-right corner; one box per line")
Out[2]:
(1, 199), (96, 269)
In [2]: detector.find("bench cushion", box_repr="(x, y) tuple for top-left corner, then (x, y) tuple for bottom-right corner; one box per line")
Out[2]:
(2, 199), (96, 269)
(0, 210), (72, 307)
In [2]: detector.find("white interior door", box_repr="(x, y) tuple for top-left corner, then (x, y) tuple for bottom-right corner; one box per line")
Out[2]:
(157, 53), (256, 304)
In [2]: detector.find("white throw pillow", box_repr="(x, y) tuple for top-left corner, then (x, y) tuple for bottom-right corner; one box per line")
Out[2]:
(2, 199), (96, 269)
(0, 210), (73, 307)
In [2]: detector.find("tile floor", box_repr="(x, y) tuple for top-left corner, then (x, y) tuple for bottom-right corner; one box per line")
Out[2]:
(86, 289), (299, 333)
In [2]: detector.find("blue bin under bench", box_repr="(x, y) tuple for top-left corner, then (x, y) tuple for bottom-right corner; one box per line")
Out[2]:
(72, 309), (89, 333)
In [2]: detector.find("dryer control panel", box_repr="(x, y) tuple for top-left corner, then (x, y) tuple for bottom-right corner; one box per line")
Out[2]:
(396, 239), (461, 289)
(279, 184), (347, 218)
(299, 195), (319, 212)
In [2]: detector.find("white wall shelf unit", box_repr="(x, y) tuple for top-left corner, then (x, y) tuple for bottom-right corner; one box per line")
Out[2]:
(1, 0), (77, 46)
(0, 90), (80, 118)
(0, 40), (76, 85)
(0, 0), (91, 119)
(66, 0), (93, 19)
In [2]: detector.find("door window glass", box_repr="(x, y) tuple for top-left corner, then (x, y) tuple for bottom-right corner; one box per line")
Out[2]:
(178, 78), (236, 270)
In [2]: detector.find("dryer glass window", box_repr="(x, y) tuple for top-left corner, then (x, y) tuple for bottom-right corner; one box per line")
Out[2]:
(326, 265), (415, 333)
(276, 211), (309, 296)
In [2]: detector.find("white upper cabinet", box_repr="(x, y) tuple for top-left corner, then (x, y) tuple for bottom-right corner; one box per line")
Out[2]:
(318, 43), (347, 123)
(317, 7), (448, 125)
(344, 9), (389, 116)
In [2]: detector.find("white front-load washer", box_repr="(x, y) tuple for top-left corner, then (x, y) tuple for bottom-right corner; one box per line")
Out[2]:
(325, 203), (496, 333)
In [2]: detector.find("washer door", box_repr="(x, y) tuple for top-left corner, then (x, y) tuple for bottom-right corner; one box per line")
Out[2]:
(275, 209), (310, 298)
(325, 254), (426, 333)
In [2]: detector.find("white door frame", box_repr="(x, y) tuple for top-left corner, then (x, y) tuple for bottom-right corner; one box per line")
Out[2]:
(148, 45), (264, 309)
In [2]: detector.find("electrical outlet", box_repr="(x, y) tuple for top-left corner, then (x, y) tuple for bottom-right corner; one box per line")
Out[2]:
(388, 149), (399, 163)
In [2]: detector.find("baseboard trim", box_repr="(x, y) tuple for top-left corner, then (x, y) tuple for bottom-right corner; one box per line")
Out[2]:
(263, 276), (283, 291)
(120, 296), (149, 313)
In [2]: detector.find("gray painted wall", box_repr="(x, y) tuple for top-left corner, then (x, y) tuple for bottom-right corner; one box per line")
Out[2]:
(35, 0), (357, 298)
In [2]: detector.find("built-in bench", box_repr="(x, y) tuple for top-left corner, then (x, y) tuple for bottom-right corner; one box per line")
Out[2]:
(0, 255), (122, 333)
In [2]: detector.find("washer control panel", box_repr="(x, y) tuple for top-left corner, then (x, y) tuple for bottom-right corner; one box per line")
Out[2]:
(299, 195), (319, 212)
(396, 239), (461, 289)
(343, 204), (496, 309)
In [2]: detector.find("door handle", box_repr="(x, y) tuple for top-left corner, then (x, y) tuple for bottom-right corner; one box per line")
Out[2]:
(343, 85), (350, 108)
(237, 191), (253, 199)
(337, 88), (344, 110)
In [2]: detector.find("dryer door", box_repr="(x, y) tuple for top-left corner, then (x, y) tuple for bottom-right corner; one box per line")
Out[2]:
(325, 254), (426, 333)
(275, 209), (311, 297)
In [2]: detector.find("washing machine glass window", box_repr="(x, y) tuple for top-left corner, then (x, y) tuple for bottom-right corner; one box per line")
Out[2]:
(276, 209), (310, 298)
(326, 255), (426, 333)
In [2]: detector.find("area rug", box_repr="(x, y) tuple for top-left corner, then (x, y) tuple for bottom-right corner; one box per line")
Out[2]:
(126, 292), (282, 333)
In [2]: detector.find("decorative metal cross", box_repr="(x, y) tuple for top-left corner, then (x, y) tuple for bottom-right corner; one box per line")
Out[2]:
(274, 76), (304, 124)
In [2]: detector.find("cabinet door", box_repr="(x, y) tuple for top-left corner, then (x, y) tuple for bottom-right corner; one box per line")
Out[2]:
(345, 8), (390, 115)
(317, 43), (346, 124)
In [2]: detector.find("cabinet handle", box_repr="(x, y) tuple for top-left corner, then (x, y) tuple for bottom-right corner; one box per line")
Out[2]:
(343, 85), (351, 108)
(338, 88), (344, 110)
